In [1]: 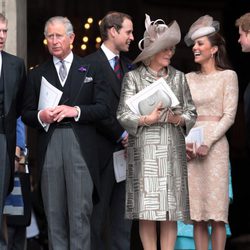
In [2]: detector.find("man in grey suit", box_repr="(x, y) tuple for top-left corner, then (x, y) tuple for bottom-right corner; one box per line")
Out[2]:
(22, 16), (109, 250)
(0, 13), (26, 249)
(84, 11), (134, 250)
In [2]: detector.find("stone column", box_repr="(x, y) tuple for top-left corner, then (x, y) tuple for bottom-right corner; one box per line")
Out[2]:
(0, 0), (27, 64)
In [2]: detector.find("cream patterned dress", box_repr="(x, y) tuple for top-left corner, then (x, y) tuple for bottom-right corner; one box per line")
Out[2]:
(185, 70), (238, 223)
(117, 65), (197, 221)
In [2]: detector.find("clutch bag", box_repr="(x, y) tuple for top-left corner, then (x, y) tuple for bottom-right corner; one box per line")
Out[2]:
(138, 89), (172, 115)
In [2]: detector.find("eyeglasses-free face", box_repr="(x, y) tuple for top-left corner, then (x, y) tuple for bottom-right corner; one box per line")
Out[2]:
(45, 22), (75, 60)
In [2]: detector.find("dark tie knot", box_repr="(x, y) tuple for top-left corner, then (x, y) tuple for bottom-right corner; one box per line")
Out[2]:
(114, 56), (119, 63)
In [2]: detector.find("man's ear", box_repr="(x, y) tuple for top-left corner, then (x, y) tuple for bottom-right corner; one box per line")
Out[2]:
(109, 26), (118, 38)
(69, 33), (75, 44)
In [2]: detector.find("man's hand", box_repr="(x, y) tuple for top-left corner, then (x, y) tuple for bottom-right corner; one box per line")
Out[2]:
(52, 105), (78, 122)
(39, 108), (55, 124)
(121, 133), (128, 148)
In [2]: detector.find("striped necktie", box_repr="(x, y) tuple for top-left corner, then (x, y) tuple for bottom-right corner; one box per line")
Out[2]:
(113, 56), (122, 79)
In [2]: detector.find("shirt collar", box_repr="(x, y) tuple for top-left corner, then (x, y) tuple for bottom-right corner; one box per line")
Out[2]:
(53, 51), (73, 65)
(101, 43), (119, 61)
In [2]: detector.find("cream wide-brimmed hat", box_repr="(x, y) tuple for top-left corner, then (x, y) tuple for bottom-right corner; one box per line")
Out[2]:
(184, 15), (220, 46)
(133, 14), (181, 64)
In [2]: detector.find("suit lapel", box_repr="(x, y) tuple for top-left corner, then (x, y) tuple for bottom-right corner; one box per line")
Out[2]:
(2, 52), (17, 114)
(120, 56), (131, 75)
(41, 56), (89, 105)
(40, 59), (58, 88)
(69, 56), (89, 104)
(97, 49), (121, 98)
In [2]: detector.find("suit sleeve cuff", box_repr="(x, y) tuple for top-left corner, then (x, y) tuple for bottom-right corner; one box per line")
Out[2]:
(116, 131), (128, 143)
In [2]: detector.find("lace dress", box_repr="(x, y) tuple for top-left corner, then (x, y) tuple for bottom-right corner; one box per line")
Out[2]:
(185, 70), (238, 223)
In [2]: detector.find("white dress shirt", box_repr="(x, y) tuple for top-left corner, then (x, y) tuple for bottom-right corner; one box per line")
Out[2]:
(53, 52), (73, 86)
(101, 43), (119, 69)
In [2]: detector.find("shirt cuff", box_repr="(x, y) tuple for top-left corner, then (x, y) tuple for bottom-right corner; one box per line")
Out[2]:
(38, 110), (48, 130)
(116, 131), (128, 143)
(74, 106), (81, 121)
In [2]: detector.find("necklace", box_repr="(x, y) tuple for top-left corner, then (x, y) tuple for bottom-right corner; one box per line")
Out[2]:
(147, 67), (167, 77)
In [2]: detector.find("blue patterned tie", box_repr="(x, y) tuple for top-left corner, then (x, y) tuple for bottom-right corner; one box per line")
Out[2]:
(114, 56), (122, 79)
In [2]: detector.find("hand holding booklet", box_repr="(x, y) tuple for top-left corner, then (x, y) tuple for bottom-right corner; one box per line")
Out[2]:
(185, 126), (204, 160)
(185, 126), (204, 146)
(126, 77), (179, 115)
(38, 77), (63, 132)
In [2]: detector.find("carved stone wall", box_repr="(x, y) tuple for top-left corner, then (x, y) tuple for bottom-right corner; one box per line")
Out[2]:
(0, 0), (27, 64)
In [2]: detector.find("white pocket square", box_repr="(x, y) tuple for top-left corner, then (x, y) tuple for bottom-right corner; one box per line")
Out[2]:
(84, 76), (93, 83)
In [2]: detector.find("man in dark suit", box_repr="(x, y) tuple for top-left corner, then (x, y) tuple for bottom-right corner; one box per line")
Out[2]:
(0, 13), (26, 249)
(84, 11), (134, 250)
(22, 16), (109, 250)
(235, 15), (250, 237)
(235, 13), (250, 151)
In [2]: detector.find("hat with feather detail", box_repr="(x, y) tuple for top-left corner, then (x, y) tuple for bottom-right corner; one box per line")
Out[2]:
(184, 15), (220, 46)
(133, 14), (181, 64)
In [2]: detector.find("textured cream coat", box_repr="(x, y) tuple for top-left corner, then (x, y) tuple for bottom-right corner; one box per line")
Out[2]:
(117, 65), (197, 221)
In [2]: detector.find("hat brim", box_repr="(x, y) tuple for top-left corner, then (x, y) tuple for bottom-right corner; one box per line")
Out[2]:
(184, 19), (220, 47)
(133, 21), (181, 64)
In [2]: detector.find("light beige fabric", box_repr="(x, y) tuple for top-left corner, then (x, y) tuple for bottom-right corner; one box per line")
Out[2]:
(133, 14), (181, 64)
(117, 65), (197, 221)
(186, 70), (238, 223)
(184, 15), (220, 47)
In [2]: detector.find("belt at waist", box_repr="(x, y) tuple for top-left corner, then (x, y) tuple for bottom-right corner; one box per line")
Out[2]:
(197, 115), (221, 122)
(54, 121), (72, 128)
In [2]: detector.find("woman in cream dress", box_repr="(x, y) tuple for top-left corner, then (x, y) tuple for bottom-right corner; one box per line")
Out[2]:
(117, 14), (196, 250)
(184, 15), (238, 250)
